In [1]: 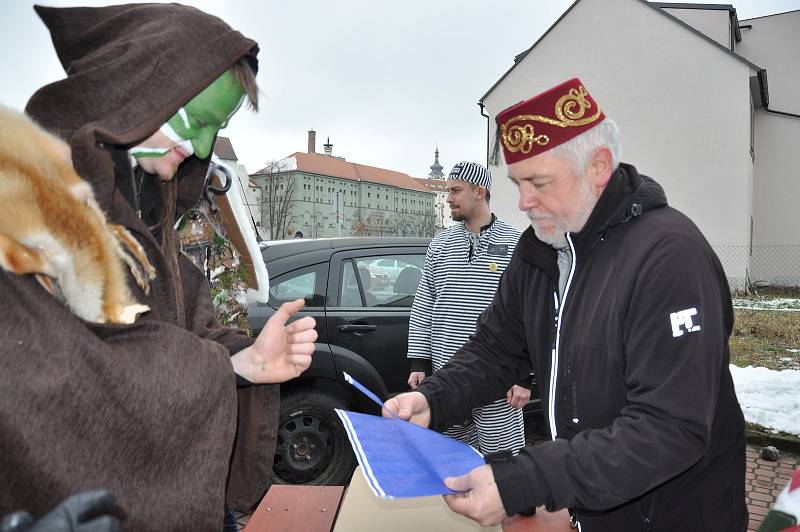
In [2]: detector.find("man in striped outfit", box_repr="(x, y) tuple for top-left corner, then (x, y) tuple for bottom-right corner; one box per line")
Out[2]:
(407, 161), (528, 454)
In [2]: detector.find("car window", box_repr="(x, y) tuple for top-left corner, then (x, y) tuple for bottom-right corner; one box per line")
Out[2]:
(269, 264), (326, 307)
(341, 254), (424, 308)
(339, 260), (364, 307)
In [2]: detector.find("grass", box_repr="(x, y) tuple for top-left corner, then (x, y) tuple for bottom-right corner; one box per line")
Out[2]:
(729, 302), (800, 444)
(745, 422), (800, 448)
(730, 308), (800, 369)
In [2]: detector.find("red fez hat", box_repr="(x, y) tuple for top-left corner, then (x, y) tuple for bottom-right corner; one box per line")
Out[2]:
(494, 78), (605, 165)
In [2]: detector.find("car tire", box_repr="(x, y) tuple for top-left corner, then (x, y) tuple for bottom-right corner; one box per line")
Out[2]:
(271, 389), (357, 485)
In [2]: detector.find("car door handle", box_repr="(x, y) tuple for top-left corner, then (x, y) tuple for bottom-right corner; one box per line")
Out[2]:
(338, 324), (377, 333)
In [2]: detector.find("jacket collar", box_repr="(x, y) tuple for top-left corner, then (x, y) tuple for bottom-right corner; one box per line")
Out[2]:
(516, 228), (559, 284)
(515, 163), (668, 283)
(570, 163), (667, 250)
(480, 213), (497, 234)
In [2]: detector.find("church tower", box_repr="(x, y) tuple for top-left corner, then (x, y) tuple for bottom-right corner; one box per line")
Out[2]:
(428, 146), (444, 179)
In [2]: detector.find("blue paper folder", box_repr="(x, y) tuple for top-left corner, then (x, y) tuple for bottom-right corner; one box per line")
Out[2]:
(336, 372), (485, 498)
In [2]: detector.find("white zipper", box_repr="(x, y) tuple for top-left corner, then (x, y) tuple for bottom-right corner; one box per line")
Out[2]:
(548, 233), (577, 440)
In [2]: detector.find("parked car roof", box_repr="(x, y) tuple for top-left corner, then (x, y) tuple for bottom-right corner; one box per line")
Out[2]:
(259, 237), (430, 262)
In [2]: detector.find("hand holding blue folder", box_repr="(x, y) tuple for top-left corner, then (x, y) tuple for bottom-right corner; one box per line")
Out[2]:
(335, 372), (485, 498)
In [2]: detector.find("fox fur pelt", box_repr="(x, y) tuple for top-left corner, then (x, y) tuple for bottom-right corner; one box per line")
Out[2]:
(0, 105), (154, 323)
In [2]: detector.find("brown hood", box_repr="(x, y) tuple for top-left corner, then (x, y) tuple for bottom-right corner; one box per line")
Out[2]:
(26, 2), (258, 215)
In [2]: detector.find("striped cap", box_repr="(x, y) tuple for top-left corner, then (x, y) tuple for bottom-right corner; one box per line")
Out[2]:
(447, 161), (492, 192)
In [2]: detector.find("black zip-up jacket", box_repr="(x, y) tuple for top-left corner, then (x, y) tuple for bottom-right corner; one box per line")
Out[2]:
(416, 163), (747, 531)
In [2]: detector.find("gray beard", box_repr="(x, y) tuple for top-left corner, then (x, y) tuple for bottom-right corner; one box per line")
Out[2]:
(528, 176), (595, 249)
(533, 226), (569, 249)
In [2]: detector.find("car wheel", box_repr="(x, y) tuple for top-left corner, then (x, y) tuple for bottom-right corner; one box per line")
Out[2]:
(271, 389), (357, 485)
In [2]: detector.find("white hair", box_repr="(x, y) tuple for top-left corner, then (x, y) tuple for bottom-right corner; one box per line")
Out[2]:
(547, 118), (622, 176)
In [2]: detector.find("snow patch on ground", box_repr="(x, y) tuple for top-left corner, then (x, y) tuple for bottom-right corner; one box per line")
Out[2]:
(733, 297), (800, 312)
(730, 365), (800, 436)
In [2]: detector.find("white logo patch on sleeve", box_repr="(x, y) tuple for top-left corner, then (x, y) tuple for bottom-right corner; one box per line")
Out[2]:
(670, 307), (702, 338)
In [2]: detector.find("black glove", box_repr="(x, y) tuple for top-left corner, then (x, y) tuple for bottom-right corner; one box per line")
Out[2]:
(0, 490), (123, 532)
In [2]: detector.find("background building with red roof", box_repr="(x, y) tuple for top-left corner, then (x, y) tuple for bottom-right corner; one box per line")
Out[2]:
(250, 131), (436, 239)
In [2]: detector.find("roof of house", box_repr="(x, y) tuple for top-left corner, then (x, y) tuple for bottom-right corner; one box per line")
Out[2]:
(479, 0), (764, 104)
(650, 2), (742, 43)
(213, 136), (238, 161)
(650, 2), (734, 11)
(252, 152), (434, 194)
(414, 177), (448, 192)
(740, 8), (800, 22)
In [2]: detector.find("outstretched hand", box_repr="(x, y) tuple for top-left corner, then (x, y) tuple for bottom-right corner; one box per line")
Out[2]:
(383, 391), (431, 427)
(231, 299), (316, 384)
(443, 465), (506, 527)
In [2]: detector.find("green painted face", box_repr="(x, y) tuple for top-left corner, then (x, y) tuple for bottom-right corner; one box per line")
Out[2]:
(164, 70), (245, 159)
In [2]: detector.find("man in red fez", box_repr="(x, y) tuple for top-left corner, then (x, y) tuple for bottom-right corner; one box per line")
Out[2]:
(386, 78), (747, 531)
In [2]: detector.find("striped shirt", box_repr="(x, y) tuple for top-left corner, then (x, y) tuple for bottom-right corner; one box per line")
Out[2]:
(408, 216), (522, 371)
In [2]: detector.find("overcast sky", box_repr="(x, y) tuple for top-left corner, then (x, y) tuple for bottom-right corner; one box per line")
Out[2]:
(3, 0), (798, 177)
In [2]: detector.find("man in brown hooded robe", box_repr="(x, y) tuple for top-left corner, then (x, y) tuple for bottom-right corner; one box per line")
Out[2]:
(0, 4), (312, 531)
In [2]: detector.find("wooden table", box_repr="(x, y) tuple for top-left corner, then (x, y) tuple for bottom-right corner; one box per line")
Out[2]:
(244, 467), (572, 532)
(243, 485), (345, 532)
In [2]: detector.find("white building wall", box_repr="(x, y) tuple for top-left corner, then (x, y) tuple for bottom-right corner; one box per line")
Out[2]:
(661, 7), (732, 48)
(735, 10), (800, 286)
(737, 11), (800, 111)
(482, 0), (754, 287)
(749, 111), (800, 286)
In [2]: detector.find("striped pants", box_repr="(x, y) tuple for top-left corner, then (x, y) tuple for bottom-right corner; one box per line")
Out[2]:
(443, 397), (525, 455)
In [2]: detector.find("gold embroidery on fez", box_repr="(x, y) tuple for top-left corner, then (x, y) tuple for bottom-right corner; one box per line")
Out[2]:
(500, 85), (602, 154)
(502, 124), (550, 155)
(555, 86), (599, 123)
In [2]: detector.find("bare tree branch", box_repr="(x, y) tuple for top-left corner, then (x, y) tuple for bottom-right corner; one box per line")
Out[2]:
(255, 160), (296, 240)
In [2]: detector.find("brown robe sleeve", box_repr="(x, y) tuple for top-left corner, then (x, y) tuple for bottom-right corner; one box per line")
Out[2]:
(179, 254), (280, 511)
